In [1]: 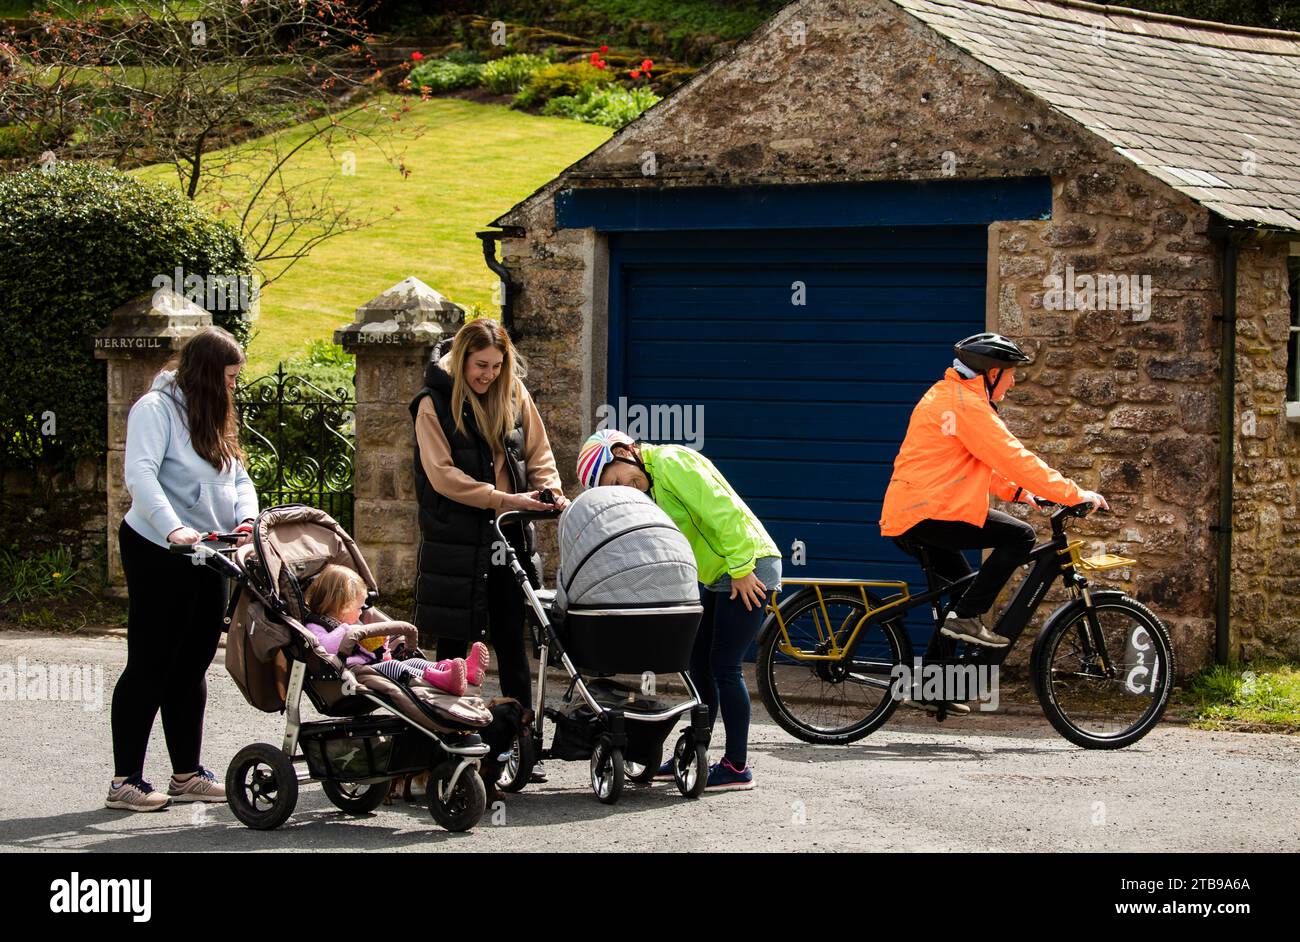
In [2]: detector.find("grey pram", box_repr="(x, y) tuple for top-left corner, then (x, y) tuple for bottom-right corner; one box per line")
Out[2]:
(494, 486), (712, 804)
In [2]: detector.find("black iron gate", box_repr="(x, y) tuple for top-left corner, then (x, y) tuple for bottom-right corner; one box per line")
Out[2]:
(235, 364), (355, 531)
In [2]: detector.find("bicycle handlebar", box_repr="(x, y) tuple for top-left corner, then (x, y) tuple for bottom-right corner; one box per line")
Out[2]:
(1045, 501), (1107, 535)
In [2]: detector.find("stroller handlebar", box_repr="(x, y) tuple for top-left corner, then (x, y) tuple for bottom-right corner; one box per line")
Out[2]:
(493, 507), (564, 541)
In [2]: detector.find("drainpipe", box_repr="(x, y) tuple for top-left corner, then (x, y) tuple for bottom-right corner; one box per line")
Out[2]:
(1214, 226), (1242, 666)
(477, 228), (525, 336)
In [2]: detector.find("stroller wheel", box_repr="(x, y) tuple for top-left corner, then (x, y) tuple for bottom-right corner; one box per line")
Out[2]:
(672, 733), (707, 799)
(497, 727), (536, 794)
(428, 760), (487, 832)
(322, 779), (391, 816)
(625, 745), (662, 784)
(226, 743), (298, 830)
(590, 737), (624, 804)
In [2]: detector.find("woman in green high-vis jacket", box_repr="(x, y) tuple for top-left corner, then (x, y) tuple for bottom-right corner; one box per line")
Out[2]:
(577, 429), (781, 791)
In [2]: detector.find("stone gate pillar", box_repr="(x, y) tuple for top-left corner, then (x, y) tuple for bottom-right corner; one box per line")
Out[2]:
(335, 277), (465, 592)
(94, 290), (213, 591)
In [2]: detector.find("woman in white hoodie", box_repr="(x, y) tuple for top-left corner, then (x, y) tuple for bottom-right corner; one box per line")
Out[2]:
(107, 326), (258, 812)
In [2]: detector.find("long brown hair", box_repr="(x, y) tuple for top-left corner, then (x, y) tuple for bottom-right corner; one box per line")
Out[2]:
(164, 326), (246, 472)
(441, 319), (525, 444)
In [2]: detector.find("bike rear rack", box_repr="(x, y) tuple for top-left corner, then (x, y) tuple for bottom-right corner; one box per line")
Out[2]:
(766, 578), (911, 662)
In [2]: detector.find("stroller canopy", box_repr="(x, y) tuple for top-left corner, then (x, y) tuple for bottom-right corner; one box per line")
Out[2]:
(555, 486), (699, 612)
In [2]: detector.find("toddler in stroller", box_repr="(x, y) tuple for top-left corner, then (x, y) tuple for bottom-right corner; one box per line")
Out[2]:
(303, 563), (489, 697)
(183, 504), (495, 832)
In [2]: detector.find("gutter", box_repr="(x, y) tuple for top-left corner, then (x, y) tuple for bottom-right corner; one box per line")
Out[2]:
(1213, 224), (1243, 666)
(476, 228), (525, 336)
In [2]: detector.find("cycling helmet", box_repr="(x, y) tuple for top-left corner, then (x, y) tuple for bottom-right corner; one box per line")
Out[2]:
(577, 429), (636, 490)
(954, 333), (1032, 374)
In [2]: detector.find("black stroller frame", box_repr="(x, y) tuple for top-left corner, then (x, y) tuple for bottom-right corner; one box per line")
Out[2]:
(492, 508), (713, 804)
(176, 519), (491, 832)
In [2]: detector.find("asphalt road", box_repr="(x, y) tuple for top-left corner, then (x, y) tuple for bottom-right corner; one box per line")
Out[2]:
(1, 631), (1296, 852)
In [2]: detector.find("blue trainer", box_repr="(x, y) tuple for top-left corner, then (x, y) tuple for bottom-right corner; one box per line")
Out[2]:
(654, 758), (676, 781)
(705, 757), (754, 791)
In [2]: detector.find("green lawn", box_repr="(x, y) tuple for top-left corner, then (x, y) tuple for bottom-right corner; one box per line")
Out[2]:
(136, 96), (609, 373)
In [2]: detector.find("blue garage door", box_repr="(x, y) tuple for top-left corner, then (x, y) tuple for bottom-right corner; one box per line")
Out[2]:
(607, 225), (988, 640)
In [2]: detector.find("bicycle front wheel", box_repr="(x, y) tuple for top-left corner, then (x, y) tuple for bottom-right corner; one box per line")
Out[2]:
(756, 590), (911, 745)
(1035, 594), (1175, 749)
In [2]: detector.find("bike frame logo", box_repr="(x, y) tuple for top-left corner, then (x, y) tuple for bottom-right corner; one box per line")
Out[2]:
(594, 397), (704, 449)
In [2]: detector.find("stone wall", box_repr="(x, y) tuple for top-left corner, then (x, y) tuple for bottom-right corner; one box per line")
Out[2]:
(1231, 240), (1300, 660)
(493, 0), (1247, 672)
(0, 460), (107, 579)
(987, 170), (1221, 671)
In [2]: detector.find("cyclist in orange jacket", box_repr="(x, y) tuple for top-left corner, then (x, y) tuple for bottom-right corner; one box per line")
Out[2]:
(879, 334), (1108, 647)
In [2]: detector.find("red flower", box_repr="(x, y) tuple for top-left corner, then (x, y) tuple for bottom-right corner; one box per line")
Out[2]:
(410, 51), (423, 61)
(630, 69), (641, 79)
(600, 45), (608, 53)
(642, 58), (653, 71)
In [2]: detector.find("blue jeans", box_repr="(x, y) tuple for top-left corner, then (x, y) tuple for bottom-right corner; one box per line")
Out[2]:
(690, 556), (782, 768)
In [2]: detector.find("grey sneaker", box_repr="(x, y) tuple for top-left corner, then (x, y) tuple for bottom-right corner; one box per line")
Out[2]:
(167, 766), (226, 803)
(940, 613), (1009, 648)
(106, 775), (170, 812)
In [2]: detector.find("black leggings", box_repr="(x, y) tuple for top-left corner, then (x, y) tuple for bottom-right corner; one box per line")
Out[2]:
(111, 520), (225, 777)
(897, 509), (1036, 618)
(436, 553), (531, 705)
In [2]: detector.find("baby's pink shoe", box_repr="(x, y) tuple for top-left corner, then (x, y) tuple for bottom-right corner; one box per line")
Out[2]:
(424, 659), (467, 697)
(466, 642), (490, 687)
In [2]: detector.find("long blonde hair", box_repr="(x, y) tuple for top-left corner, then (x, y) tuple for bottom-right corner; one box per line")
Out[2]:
(305, 564), (367, 620)
(441, 319), (527, 445)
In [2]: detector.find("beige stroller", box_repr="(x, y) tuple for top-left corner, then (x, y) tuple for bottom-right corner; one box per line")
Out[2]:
(177, 504), (493, 832)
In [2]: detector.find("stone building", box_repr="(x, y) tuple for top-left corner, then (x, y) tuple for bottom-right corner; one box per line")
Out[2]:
(485, 0), (1300, 672)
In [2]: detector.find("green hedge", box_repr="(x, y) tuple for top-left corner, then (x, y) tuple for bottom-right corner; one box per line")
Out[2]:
(0, 162), (253, 468)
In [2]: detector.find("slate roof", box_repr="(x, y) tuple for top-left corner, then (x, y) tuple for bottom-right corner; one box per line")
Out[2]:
(891, 0), (1300, 230)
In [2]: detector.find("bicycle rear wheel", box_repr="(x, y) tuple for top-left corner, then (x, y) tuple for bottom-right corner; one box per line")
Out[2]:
(1035, 594), (1174, 749)
(756, 589), (910, 745)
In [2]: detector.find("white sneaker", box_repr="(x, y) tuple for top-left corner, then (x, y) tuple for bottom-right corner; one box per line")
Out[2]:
(106, 775), (170, 812)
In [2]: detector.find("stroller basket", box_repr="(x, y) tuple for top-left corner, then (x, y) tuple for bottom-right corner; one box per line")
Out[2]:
(559, 606), (702, 675)
(297, 714), (462, 781)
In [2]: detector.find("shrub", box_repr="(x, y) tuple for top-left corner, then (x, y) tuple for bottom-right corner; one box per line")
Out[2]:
(0, 124), (58, 161)
(480, 53), (550, 95)
(406, 58), (485, 93)
(513, 62), (615, 110)
(543, 84), (662, 128)
(0, 162), (253, 468)
(0, 544), (91, 604)
(442, 47), (482, 65)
